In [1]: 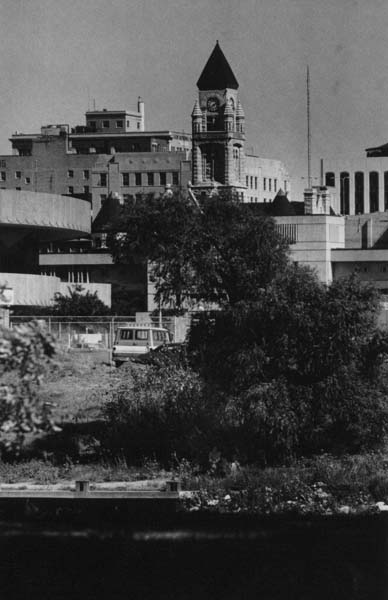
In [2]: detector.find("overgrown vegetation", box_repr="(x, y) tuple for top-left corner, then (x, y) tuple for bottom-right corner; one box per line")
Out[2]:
(4, 192), (388, 517)
(0, 321), (56, 454)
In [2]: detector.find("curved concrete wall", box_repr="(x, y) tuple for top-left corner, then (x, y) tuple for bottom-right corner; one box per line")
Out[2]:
(0, 189), (90, 238)
(0, 273), (110, 307)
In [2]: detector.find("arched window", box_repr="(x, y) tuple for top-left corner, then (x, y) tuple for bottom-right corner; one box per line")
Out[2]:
(370, 171), (379, 212)
(340, 172), (350, 214)
(354, 172), (364, 214)
(325, 172), (335, 187)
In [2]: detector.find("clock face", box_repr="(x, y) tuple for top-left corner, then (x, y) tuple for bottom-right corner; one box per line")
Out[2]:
(207, 97), (219, 112)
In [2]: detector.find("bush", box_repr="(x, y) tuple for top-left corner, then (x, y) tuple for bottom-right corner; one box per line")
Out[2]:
(0, 321), (56, 454)
(187, 270), (388, 463)
(102, 363), (217, 464)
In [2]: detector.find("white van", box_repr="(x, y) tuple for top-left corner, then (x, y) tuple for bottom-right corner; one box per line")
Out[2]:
(112, 324), (170, 367)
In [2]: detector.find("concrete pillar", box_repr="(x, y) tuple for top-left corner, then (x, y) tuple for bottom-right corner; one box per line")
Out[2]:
(364, 172), (370, 214)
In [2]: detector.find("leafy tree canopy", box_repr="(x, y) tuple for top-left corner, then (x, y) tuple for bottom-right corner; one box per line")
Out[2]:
(188, 268), (388, 460)
(107, 192), (290, 308)
(51, 286), (111, 316)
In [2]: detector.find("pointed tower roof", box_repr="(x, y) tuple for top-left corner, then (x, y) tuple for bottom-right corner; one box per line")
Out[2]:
(224, 99), (233, 117)
(197, 41), (239, 90)
(191, 99), (202, 118)
(236, 100), (245, 118)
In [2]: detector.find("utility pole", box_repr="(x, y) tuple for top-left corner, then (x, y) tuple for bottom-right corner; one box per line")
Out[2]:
(307, 66), (312, 189)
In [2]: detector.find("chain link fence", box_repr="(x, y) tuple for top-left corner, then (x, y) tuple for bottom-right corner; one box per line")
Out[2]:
(10, 315), (191, 350)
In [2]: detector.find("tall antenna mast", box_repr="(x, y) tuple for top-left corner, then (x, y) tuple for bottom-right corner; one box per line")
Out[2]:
(307, 65), (312, 188)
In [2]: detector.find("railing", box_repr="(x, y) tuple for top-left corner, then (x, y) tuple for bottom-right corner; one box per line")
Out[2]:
(10, 315), (191, 348)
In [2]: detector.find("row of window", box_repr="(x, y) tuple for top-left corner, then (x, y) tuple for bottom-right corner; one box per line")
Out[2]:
(1, 171), (31, 184)
(97, 171), (179, 187)
(326, 171), (388, 214)
(88, 120), (141, 130)
(0, 170), (90, 182)
(0, 169), (179, 189)
(246, 176), (286, 193)
(67, 170), (89, 179)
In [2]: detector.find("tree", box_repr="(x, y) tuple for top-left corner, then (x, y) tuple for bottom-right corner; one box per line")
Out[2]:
(188, 268), (388, 462)
(107, 192), (289, 308)
(51, 286), (111, 316)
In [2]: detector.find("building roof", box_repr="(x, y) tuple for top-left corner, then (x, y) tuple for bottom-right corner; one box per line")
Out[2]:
(365, 142), (388, 157)
(197, 41), (239, 91)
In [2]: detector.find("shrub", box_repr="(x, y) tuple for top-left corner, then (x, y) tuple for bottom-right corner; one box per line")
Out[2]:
(102, 364), (216, 464)
(0, 321), (56, 454)
(188, 270), (388, 463)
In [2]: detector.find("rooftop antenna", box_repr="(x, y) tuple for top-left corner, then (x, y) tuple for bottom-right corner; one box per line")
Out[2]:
(307, 65), (312, 189)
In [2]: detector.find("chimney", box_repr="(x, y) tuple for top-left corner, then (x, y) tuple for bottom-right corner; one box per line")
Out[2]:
(138, 97), (145, 131)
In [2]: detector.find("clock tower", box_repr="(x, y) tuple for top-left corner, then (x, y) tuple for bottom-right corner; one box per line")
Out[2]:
(191, 41), (246, 198)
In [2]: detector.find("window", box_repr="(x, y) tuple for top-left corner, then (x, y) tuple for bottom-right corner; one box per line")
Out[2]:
(83, 170), (89, 180)
(340, 172), (350, 214)
(25, 177), (30, 184)
(116, 120), (123, 128)
(98, 173), (107, 187)
(246, 176), (249, 187)
(119, 329), (134, 340)
(254, 177), (257, 190)
(0, 172), (6, 181)
(103, 120), (109, 128)
(0, 160), (6, 168)
(89, 121), (96, 131)
(385, 172), (388, 212)
(126, 120), (130, 128)
(274, 179), (277, 192)
(137, 122), (140, 129)
(160, 172), (166, 186)
(100, 194), (107, 204)
(135, 329), (149, 340)
(325, 172), (335, 187)
(135, 173), (142, 186)
(15, 171), (21, 179)
(250, 176), (253, 188)
(147, 172), (154, 186)
(370, 171), (379, 212)
(16, 187), (21, 190)
(355, 172), (364, 214)
(123, 194), (130, 202)
(84, 185), (89, 195)
(67, 169), (74, 178)
(263, 177), (266, 191)
(172, 172), (179, 186)
(284, 180), (287, 192)
(269, 179), (272, 192)
(122, 172), (130, 186)
(68, 186), (74, 194)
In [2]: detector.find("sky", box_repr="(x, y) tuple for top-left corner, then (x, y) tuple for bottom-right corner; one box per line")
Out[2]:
(1, 0), (388, 199)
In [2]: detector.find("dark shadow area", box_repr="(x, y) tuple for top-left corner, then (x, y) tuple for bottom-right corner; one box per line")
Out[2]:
(0, 514), (386, 599)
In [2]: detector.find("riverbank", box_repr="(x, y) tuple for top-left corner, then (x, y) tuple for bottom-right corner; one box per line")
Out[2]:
(1, 351), (387, 517)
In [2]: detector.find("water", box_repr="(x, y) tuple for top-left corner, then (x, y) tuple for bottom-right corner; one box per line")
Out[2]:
(0, 512), (387, 599)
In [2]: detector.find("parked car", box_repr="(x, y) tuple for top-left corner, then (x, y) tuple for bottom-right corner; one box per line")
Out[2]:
(112, 324), (170, 367)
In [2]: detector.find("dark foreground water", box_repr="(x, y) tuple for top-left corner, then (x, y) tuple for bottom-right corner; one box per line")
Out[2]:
(0, 501), (387, 599)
